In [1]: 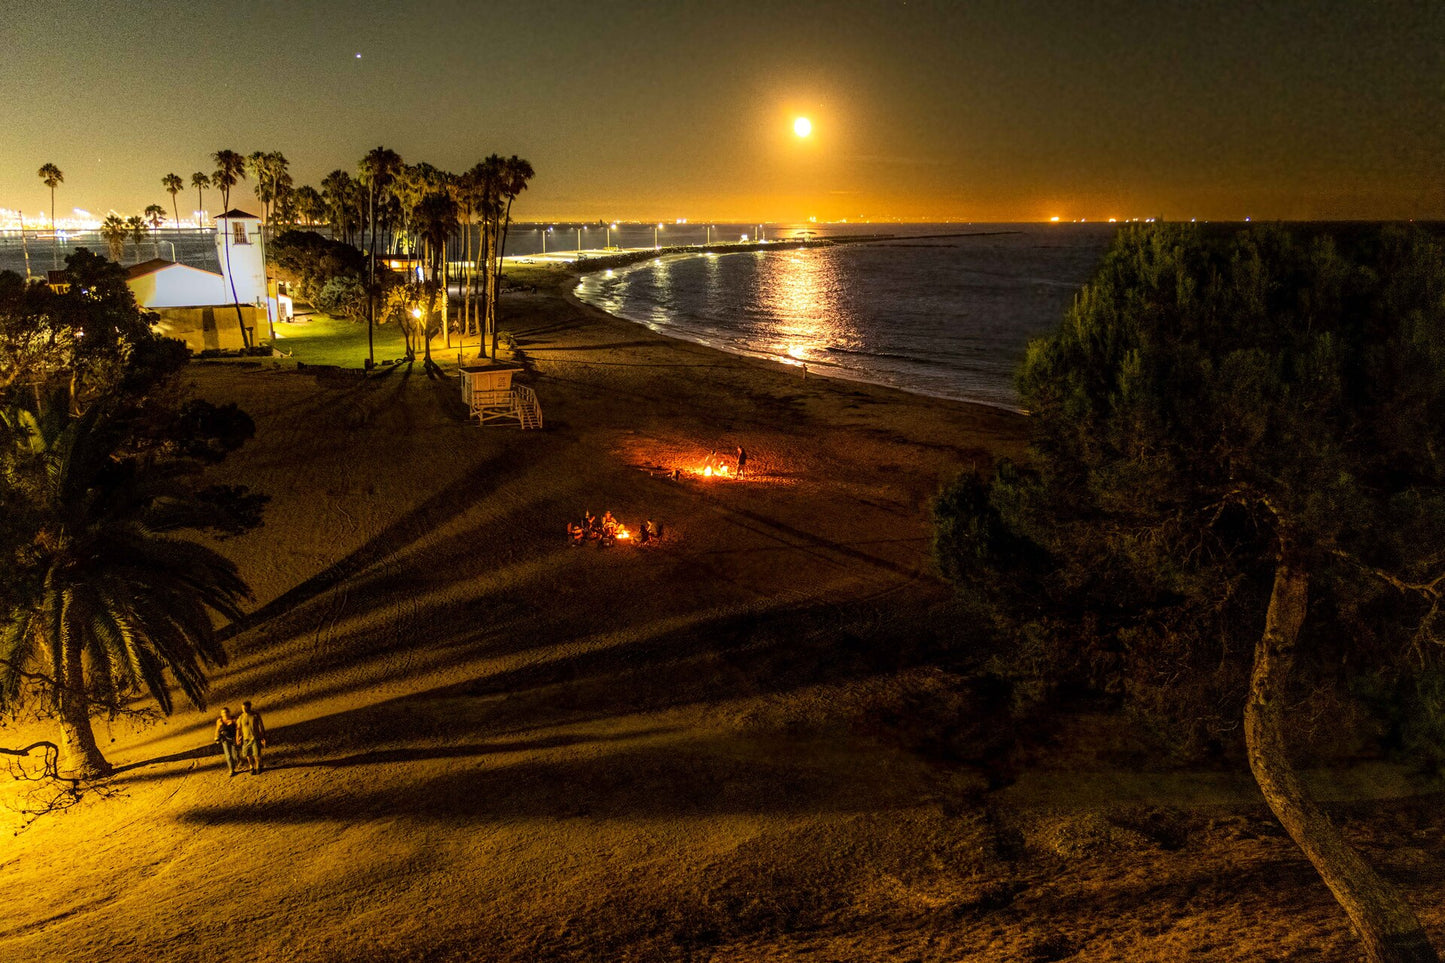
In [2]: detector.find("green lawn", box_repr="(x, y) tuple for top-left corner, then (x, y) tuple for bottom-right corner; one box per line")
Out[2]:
(269, 264), (571, 368)
(267, 312), (409, 368)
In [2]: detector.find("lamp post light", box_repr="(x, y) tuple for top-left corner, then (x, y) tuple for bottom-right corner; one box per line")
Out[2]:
(706, 224), (712, 246)
(607, 222), (618, 250)
(577, 227), (582, 253)
(654, 222), (663, 249)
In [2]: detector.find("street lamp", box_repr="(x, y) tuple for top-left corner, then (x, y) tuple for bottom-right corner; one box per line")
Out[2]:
(577, 227), (582, 253)
(654, 222), (663, 249)
(607, 222), (618, 250)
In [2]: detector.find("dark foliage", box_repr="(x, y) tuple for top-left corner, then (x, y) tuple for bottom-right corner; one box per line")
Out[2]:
(1, 248), (268, 771)
(936, 224), (1445, 759)
(269, 229), (377, 316)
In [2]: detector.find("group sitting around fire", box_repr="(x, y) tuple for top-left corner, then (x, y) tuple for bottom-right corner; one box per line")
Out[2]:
(568, 511), (659, 546)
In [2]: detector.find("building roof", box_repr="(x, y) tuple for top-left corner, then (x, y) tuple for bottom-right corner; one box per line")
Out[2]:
(47, 269), (69, 284)
(124, 258), (223, 281)
(216, 209), (260, 221)
(125, 258), (178, 280)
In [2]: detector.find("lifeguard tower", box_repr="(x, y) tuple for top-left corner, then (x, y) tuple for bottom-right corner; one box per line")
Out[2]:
(460, 363), (543, 429)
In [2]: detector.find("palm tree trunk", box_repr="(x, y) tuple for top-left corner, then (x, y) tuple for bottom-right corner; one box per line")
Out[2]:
(492, 197), (518, 359)
(57, 642), (110, 778)
(1245, 557), (1439, 963)
(19, 212), (32, 280)
(484, 221), (498, 358)
(367, 186), (377, 368)
(463, 219), (472, 342)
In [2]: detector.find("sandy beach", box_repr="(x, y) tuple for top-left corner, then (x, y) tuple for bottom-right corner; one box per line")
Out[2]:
(1, 271), (1439, 963)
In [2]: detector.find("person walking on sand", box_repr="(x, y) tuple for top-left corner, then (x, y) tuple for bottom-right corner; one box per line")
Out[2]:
(215, 707), (242, 776)
(736, 446), (748, 478)
(237, 700), (268, 774)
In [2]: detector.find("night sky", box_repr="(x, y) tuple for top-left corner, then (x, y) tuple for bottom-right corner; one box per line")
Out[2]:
(2, 0), (1441, 222)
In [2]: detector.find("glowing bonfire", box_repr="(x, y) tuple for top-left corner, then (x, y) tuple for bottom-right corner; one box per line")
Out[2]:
(700, 464), (730, 478)
(568, 511), (651, 547)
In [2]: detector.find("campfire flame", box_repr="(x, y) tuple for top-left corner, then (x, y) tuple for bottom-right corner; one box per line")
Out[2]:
(700, 464), (730, 477)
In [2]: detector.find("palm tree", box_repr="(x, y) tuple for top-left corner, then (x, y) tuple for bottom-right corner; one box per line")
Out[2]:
(99, 214), (127, 262)
(0, 406), (249, 777)
(211, 150), (246, 212)
(124, 215), (147, 263)
(161, 173), (184, 231)
(37, 163), (64, 270)
(453, 167), (479, 342)
(472, 156), (504, 357)
(190, 171), (210, 224)
(144, 204), (167, 258)
(212, 150), (251, 348)
(491, 156), (535, 357)
(320, 170), (357, 244)
(292, 185), (325, 226)
(358, 147), (403, 367)
(414, 189), (458, 372)
(247, 150), (290, 229)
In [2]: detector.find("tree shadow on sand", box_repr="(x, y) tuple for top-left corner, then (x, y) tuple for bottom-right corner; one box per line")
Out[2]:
(218, 442), (549, 645)
(174, 728), (913, 827)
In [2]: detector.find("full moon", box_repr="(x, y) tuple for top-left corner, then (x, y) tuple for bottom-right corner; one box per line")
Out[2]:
(793, 117), (812, 137)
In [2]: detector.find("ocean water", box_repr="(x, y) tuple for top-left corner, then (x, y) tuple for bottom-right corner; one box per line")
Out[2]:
(573, 223), (1119, 410)
(0, 230), (223, 275)
(2, 222), (1121, 409)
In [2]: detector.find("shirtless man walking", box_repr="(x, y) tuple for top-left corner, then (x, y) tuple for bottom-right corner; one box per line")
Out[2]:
(237, 700), (268, 775)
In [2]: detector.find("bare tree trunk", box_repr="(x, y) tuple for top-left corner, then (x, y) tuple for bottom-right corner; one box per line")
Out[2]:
(57, 643), (110, 778)
(1246, 557), (1439, 963)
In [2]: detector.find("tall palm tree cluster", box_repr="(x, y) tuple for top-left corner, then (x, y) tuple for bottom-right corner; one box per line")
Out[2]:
(36, 145), (531, 362)
(317, 149), (533, 364)
(0, 251), (263, 779)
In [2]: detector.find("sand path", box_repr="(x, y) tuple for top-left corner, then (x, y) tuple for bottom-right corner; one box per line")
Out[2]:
(4, 281), (1438, 962)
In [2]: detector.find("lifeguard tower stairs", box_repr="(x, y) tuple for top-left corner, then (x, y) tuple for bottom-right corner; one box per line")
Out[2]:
(460, 364), (543, 429)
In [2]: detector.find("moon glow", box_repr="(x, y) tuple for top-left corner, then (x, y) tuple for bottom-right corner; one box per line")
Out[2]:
(793, 117), (812, 137)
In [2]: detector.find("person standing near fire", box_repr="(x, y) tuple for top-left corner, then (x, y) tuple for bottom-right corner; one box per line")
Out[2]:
(736, 446), (748, 478)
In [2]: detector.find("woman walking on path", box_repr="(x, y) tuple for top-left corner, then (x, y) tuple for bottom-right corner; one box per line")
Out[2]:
(215, 708), (242, 776)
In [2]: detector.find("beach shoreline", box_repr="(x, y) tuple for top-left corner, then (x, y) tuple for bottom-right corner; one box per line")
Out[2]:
(7, 276), (1431, 963)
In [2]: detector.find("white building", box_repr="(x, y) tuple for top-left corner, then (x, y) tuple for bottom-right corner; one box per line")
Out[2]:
(126, 259), (230, 308)
(120, 208), (290, 351)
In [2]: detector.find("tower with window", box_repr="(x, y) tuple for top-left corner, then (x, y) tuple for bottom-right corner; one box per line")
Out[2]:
(214, 209), (272, 319)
